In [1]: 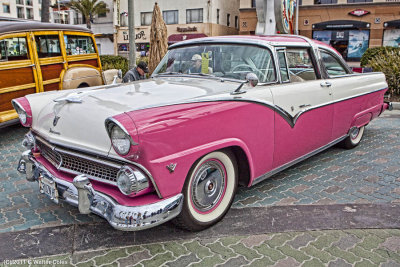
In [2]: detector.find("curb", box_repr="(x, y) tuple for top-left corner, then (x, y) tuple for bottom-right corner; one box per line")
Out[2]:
(392, 102), (400, 110)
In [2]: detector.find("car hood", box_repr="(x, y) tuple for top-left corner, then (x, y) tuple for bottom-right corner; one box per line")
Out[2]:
(28, 77), (238, 155)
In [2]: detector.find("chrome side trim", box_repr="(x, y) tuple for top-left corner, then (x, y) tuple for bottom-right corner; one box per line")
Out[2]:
(252, 135), (348, 186)
(130, 87), (388, 129)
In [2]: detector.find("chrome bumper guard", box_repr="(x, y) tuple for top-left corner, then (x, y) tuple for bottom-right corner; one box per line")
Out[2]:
(17, 150), (183, 231)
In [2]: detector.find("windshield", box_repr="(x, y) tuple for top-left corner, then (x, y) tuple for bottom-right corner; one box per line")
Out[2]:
(153, 44), (276, 83)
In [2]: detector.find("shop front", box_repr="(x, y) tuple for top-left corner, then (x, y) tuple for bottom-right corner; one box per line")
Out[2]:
(312, 20), (370, 61)
(383, 20), (400, 47)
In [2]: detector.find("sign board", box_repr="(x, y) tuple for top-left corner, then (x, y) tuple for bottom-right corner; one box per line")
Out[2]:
(349, 9), (370, 17)
(255, 0), (296, 35)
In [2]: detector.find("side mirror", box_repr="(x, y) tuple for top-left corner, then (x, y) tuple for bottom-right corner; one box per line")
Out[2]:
(246, 73), (258, 87)
(117, 69), (122, 79)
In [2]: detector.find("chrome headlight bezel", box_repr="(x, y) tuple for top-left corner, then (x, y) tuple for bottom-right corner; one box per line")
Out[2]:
(105, 118), (137, 156)
(116, 165), (150, 195)
(12, 100), (30, 125)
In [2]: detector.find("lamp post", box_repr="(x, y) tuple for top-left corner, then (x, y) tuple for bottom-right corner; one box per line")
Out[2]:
(128, 0), (137, 69)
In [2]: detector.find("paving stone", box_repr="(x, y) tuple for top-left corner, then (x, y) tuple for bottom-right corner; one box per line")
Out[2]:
(328, 258), (352, 267)
(241, 234), (273, 248)
(332, 234), (361, 250)
(216, 255), (249, 267)
(272, 257), (300, 267)
(190, 255), (225, 267)
(287, 233), (315, 249)
(206, 241), (235, 260)
(117, 249), (152, 266)
(277, 244), (311, 263)
(139, 251), (174, 267)
(184, 240), (213, 259)
(300, 245), (335, 263)
(380, 236), (400, 252)
(162, 241), (189, 258)
(165, 253), (200, 267)
(229, 243), (261, 261)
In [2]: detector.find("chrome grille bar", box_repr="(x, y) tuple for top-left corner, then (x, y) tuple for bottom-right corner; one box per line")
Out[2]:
(35, 136), (121, 185)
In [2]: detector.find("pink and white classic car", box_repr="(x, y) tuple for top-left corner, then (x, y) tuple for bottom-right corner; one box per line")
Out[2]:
(14, 35), (392, 231)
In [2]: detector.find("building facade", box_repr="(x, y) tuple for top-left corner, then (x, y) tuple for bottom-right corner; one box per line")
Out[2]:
(239, 0), (400, 61)
(50, 0), (115, 55)
(0, 0), (43, 21)
(115, 0), (240, 57)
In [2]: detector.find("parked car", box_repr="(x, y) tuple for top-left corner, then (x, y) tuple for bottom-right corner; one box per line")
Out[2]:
(14, 35), (392, 231)
(0, 21), (119, 127)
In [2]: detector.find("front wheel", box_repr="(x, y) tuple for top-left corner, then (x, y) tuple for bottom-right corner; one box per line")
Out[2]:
(173, 150), (238, 231)
(341, 126), (365, 149)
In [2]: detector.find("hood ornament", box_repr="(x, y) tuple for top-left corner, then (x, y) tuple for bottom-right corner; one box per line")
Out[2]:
(54, 92), (85, 103)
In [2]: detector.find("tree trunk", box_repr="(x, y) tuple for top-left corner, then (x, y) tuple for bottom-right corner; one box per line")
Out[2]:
(86, 15), (92, 29)
(41, 0), (50, 22)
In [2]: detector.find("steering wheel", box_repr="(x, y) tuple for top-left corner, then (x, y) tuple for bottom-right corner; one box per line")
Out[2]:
(231, 64), (266, 81)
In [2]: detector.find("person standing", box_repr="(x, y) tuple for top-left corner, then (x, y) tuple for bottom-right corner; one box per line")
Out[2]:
(122, 61), (149, 82)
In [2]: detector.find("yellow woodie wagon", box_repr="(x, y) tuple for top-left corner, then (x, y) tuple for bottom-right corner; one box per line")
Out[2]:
(0, 21), (117, 127)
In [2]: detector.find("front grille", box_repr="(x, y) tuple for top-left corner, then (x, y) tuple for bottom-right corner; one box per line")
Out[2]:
(36, 137), (121, 184)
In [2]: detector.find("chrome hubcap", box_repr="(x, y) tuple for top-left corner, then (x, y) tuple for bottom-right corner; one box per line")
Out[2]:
(350, 127), (360, 140)
(191, 160), (226, 212)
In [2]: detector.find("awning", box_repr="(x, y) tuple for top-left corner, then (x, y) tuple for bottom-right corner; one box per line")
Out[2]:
(384, 20), (400, 28)
(312, 20), (370, 30)
(168, 33), (207, 44)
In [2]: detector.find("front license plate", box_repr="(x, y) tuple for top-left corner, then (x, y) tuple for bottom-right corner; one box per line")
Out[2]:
(39, 176), (59, 203)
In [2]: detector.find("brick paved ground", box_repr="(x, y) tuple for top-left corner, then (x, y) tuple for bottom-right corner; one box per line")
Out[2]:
(4, 229), (400, 267)
(0, 111), (399, 266)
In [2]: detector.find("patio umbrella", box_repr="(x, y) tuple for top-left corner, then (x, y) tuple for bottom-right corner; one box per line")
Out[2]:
(148, 2), (168, 75)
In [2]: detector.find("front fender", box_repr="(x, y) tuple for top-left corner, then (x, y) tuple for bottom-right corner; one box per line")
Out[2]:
(124, 101), (275, 198)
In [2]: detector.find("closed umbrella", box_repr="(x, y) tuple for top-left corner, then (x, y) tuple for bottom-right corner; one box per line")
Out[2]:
(148, 2), (168, 75)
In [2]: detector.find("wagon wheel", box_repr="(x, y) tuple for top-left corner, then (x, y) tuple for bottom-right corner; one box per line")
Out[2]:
(173, 150), (238, 231)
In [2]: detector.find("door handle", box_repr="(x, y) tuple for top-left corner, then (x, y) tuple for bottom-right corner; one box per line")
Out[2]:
(320, 81), (332, 88)
(299, 104), (311, 109)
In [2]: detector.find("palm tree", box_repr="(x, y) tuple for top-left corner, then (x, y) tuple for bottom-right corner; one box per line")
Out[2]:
(69, 0), (108, 29)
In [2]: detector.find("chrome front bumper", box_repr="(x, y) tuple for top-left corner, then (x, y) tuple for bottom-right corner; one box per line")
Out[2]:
(17, 150), (183, 231)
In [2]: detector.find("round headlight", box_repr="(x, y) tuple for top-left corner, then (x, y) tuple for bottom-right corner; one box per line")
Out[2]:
(111, 125), (131, 155)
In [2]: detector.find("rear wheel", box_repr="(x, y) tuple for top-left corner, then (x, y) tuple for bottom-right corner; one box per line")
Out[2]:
(341, 126), (365, 149)
(173, 150), (238, 231)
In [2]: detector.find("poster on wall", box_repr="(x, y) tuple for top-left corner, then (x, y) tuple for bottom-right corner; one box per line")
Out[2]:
(348, 30), (370, 59)
(383, 29), (400, 47)
(312, 31), (332, 45)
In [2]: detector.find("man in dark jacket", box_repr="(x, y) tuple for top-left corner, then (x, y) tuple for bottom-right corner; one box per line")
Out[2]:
(122, 61), (149, 83)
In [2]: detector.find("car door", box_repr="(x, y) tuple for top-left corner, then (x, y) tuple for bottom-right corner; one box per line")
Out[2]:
(0, 32), (39, 124)
(270, 47), (334, 168)
(33, 31), (66, 92)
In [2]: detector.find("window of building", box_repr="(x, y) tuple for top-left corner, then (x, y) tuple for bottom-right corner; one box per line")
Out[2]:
(98, 7), (107, 18)
(251, 0), (256, 8)
(347, 0), (372, 2)
(3, 4), (10, 13)
(314, 0), (337, 4)
(186, 8), (203, 23)
(35, 35), (61, 58)
(26, 8), (33, 19)
(383, 29), (400, 47)
(25, 0), (33, 6)
(235, 16), (238, 29)
(64, 35), (96, 55)
(227, 13), (230, 27)
(217, 9), (219, 24)
(163, 10), (178, 24)
(17, 7), (24, 19)
(16, 0), (23, 5)
(285, 48), (317, 82)
(141, 12), (152, 26)
(0, 37), (29, 61)
(320, 50), (348, 76)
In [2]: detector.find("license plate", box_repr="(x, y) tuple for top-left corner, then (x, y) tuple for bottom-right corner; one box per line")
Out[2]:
(39, 176), (59, 204)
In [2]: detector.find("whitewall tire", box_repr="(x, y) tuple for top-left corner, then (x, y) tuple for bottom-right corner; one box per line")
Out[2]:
(342, 126), (365, 149)
(173, 150), (238, 231)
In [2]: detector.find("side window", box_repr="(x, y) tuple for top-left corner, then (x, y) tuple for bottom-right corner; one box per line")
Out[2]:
(286, 48), (317, 82)
(277, 50), (289, 82)
(320, 50), (348, 77)
(35, 35), (61, 58)
(64, 35), (96, 55)
(0, 37), (29, 61)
